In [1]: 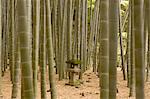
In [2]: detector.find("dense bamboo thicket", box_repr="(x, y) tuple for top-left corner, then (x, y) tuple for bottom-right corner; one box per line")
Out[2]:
(0, 0), (149, 99)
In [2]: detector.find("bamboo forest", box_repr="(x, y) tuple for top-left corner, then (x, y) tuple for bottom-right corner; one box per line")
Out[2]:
(0, 0), (150, 99)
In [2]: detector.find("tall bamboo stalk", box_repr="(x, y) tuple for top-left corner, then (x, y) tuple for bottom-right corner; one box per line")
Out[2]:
(0, 0), (2, 97)
(17, 0), (34, 98)
(45, 0), (57, 98)
(11, 33), (20, 99)
(40, 0), (47, 98)
(133, 0), (145, 98)
(32, 0), (40, 98)
(109, 0), (119, 98)
(99, 0), (109, 98)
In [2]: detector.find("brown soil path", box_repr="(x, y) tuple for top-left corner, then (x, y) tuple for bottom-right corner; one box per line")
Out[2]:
(1, 68), (150, 99)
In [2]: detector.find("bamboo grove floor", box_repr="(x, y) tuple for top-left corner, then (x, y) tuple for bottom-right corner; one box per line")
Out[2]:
(1, 68), (150, 99)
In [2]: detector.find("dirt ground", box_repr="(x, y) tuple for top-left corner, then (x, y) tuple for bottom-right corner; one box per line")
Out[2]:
(1, 68), (150, 99)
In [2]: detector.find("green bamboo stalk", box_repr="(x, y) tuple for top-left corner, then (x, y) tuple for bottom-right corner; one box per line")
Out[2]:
(76, 0), (81, 60)
(11, 33), (20, 99)
(17, 0), (34, 98)
(79, 0), (86, 80)
(127, 1), (131, 88)
(45, 0), (57, 98)
(84, 0), (88, 69)
(32, 0), (40, 98)
(58, 0), (68, 80)
(145, 0), (150, 82)
(67, 0), (73, 84)
(10, 0), (15, 82)
(53, 0), (59, 74)
(99, 0), (109, 98)
(0, 0), (2, 97)
(144, 0), (148, 81)
(92, 0), (100, 72)
(40, 0), (47, 98)
(109, 0), (118, 98)
(133, 0), (145, 98)
(129, 0), (136, 97)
